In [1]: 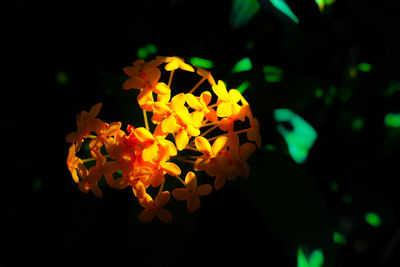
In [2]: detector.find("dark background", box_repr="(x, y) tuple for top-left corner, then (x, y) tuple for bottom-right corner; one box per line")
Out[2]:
(3, 0), (400, 266)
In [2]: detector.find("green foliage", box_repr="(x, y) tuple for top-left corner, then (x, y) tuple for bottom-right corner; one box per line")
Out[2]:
(230, 0), (260, 29)
(269, 0), (299, 23)
(232, 57), (253, 73)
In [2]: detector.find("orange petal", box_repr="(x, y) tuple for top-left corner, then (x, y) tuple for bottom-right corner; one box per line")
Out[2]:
(153, 82), (171, 95)
(106, 122), (122, 136)
(123, 76), (146, 90)
(218, 118), (234, 132)
(204, 108), (218, 122)
(141, 65), (161, 82)
(156, 209), (173, 222)
(161, 114), (181, 133)
(132, 181), (146, 200)
(162, 162), (181, 176)
(195, 136), (212, 155)
(137, 88), (154, 111)
(139, 209), (155, 222)
(196, 184), (213, 196)
(172, 188), (189, 201)
(88, 102), (102, 119)
(134, 127), (155, 143)
(187, 196), (200, 213)
(184, 171), (197, 191)
(150, 168), (164, 187)
(200, 91), (212, 106)
(155, 191), (170, 208)
(91, 184), (103, 198)
(214, 175), (226, 190)
(122, 66), (139, 77)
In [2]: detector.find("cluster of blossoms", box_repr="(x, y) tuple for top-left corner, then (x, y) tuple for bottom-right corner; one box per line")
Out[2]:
(66, 56), (261, 222)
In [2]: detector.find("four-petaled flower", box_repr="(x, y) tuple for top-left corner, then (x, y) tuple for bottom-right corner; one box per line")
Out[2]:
(172, 172), (212, 212)
(139, 191), (173, 222)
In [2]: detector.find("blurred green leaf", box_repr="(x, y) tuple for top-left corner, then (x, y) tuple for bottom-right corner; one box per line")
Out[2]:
(269, 0), (299, 24)
(230, 0), (260, 29)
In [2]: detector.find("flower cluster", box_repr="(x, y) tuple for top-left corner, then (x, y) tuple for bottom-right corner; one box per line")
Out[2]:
(66, 56), (261, 222)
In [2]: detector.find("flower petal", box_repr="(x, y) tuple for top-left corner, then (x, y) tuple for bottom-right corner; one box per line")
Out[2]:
(155, 191), (170, 208)
(200, 91), (212, 106)
(156, 209), (173, 223)
(134, 127), (155, 143)
(240, 143), (257, 161)
(216, 102), (233, 118)
(172, 188), (189, 201)
(175, 129), (189, 151)
(184, 171), (197, 191)
(153, 82), (171, 95)
(162, 162), (181, 176)
(212, 80), (230, 101)
(195, 136), (212, 155)
(137, 88), (154, 111)
(132, 181), (146, 200)
(214, 175), (226, 190)
(123, 76), (146, 90)
(211, 136), (229, 155)
(186, 93), (203, 110)
(149, 168), (164, 187)
(187, 196), (200, 213)
(196, 184), (213, 197)
(142, 143), (158, 162)
(139, 209), (155, 223)
(161, 114), (181, 133)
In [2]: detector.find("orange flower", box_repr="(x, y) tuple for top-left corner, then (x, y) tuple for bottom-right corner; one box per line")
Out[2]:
(77, 165), (104, 198)
(186, 91), (218, 124)
(158, 56), (195, 72)
(65, 102), (103, 150)
(122, 59), (163, 90)
(194, 136), (229, 171)
(138, 191), (173, 222)
(66, 143), (83, 183)
(227, 133), (257, 179)
(172, 172), (212, 212)
(247, 117), (262, 149)
(89, 121), (122, 163)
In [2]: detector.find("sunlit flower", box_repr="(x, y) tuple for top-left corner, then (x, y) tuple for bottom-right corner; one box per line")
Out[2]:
(66, 144), (83, 183)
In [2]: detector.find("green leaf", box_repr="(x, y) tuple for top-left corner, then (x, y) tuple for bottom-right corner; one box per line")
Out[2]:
(230, 0), (260, 29)
(269, 0), (299, 24)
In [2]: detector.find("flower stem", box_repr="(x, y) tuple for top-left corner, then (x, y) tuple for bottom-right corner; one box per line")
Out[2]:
(143, 110), (150, 131)
(175, 175), (186, 185)
(189, 76), (207, 94)
(168, 69), (175, 88)
(158, 177), (166, 194)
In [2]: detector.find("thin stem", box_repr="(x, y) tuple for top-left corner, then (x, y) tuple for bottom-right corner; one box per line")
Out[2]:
(206, 128), (252, 142)
(183, 146), (198, 152)
(188, 76), (207, 94)
(207, 73), (216, 87)
(200, 124), (219, 137)
(175, 175), (186, 185)
(82, 154), (110, 163)
(143, 110), (149, 131)
(207, 103), (219, 108)
(168, 69), (175, 88)
(158, 177), (165, 194)
(181, 159), (196, 164)
(88, 135), (97, 139)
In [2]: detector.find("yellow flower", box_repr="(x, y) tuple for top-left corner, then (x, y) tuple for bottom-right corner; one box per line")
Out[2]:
(122, 59), (163, 90)
(158, 56), (195, 72)
(172, 172), (212, 212)
(194, 136), (229, 171)
(186, 91), (218, 124)
(212, 80), (243, 118)
(138, 191), (173, 222)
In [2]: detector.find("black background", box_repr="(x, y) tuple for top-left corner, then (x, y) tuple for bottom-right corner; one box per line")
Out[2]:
(3, 0), (400, 266)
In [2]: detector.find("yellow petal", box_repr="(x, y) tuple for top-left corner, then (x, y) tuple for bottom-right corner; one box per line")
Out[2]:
(156, 209), (173, 223)
(123, 76), (146, 90)
(216, 102), (233, 118)
(161, 114), (181, 133)
(152, 102), (171, 115)
(134, 127), (155, 143)
(186, 125), (200, 137)
(175, 129), (189, 151)
(155, 191), (170, 208)
(212, 80), (230, 101)
(165, 60), (179, 71)
(172, 188), (189, 201)
(184, 171), (197, 191)
(142, 143), (158, 162)
(195, 136), (212, 155)
(153, 82), (171, 95)
(191, 111), (204, 128)
(179, 62), (195, 72)
(139, 209), (155, 222)
(211, 136), (229, 155)
(196, 184), (213, 196)
(175, 108), (192, 126)
(186, 93), (203, 110)
(228, 89), (242, 103)
(171, 93), (186, 110)
(162, 162), (181, 176)
(187, 196), (200, 213)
